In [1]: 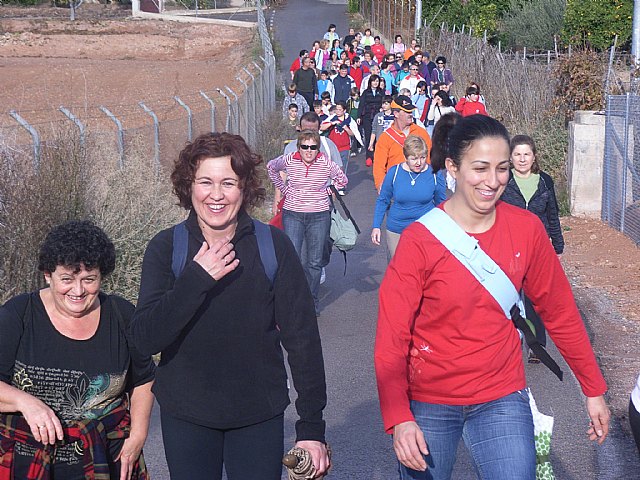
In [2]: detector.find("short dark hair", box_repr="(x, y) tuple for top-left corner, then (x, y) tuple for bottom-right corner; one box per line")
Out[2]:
(38, 220), (116, 276)
(339, 63), (348, 70)
(466, 86), (479, 96)
(313, 100), (323, 108)
(320, 70), (329, 76)
(336, 100), (348, 110)
(382, 94), (393, 103)
(352, 56), (361, 63)
(300, 111), (321, 127)
(320, 91), (331, 100)
(435, 56), (446, 64)
(288, 103), (298, 110)
(299, 49), (308, 57)
(374, 35), (380, 40)
(171, 132), (266, 211)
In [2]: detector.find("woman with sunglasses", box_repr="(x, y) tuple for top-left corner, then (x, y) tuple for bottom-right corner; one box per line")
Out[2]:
(430, 56), (454, 89)
(268, 130), (348, 316)
(399, 63), (426, 95)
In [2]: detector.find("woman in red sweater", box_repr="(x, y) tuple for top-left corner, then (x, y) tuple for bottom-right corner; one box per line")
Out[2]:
(455, 85), (488, 117)
(374, 115), (610, 479)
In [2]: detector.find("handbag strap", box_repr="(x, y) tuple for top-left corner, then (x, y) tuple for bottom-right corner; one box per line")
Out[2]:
(329, 185), (361, 234)
(417, 208), (523, 319)
(417, 208), (564, 381)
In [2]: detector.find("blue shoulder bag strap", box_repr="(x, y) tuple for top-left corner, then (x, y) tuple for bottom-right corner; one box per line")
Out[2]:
(253, 219), (278, 286)
(171, 219), (277, 285)
(416, 208), (563, 381)
(171, 221), (189, 279)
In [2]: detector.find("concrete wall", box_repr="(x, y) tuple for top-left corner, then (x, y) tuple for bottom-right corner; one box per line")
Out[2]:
(567, 111), (606, 218)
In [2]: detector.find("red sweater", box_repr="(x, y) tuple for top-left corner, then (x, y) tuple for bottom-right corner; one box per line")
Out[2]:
(374, 202), (607, 433)
(455, 98), (488, 117)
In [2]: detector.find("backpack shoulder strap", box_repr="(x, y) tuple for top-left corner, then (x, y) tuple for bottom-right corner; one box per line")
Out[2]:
(253, 219), (278, 286)
(171, 221), (189, 279)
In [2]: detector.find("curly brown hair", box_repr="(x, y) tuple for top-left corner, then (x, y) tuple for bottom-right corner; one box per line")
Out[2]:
(171, 132), (266, 210)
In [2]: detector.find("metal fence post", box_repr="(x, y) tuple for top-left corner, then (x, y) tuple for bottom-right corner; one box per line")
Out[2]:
(216, 88), (232, 132)
(174, 96), (193, 141)
(603, 95), (612, 223)
(100, 106), (125, 169)
(9, 110), (40, 170)
(59, 106), (86, 148)
(225, 86), (240, 135)
(199, 91), (217, 133)
(236, 76), (252, 144)
(621, 93), (631, 232)
(139, 102), (160, 171)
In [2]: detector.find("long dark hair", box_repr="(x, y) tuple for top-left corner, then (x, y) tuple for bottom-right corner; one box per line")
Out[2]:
(430, 112), (461, 173)
(365, 74), (384, 95)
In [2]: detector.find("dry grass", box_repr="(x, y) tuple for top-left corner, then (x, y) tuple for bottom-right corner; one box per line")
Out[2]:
(0, 129), (183, 304)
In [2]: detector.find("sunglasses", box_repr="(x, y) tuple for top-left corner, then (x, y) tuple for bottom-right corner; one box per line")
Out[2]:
(437, 62), (445, 65)
(410, 68), (418, 71)
(300, 144), (319, 150)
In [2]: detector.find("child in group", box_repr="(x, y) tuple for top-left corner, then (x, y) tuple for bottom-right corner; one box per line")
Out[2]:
(347, 87), (361, 157)
(455, 85), (488, 117)
(312, 100), (326, 123)
(317, 70), (334, 101)
(367, 94), (395, 167)
(287, 104), (299, 130)
(320, 91), (333, 115)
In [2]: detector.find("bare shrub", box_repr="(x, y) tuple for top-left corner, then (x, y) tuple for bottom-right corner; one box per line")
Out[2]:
(0, 129), (183, 304)
(420, 28), (554, 133)
(86, 135), (184, 302)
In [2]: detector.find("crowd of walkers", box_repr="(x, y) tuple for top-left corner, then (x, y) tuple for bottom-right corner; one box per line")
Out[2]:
(0, 20), (638, 480)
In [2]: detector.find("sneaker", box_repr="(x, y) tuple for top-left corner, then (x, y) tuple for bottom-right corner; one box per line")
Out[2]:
(350, 152), (356, 157)
(320, 267), (326, 284)
(337, 189), (346, 196)
(365, 158), (373, 167)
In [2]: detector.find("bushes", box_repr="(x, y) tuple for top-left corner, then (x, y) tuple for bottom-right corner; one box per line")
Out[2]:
(499, 0), (565, 51)
(562, 0), (633, 51)
(553, 49), (606, 122)
(0, 131), (183, 304)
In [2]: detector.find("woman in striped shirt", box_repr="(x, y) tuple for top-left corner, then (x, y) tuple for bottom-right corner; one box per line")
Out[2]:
(267, 130), (348, 315)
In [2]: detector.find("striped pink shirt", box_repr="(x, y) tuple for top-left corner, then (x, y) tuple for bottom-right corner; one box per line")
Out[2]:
(267, 151), (348, 213)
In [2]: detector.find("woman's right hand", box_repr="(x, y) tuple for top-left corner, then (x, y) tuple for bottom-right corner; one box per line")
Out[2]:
(193, 239), (239, 281)
(371, 228), (382, 245)
(18, 392), (64, 445)
(393, 421), (429, 471)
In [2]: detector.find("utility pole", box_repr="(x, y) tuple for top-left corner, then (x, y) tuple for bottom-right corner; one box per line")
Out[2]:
(415, 0), (423, 38)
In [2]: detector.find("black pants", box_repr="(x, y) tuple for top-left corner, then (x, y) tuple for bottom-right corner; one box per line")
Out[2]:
(630, 399), (640, 455)
(299, 91), (315, 110)
(524, 295), (546, 347)
(161, 412), (284, 480)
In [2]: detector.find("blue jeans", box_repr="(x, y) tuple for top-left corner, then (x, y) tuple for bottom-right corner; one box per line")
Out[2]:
(340, 150), (350, 177)
(399, 390), (535, 480)
(282, 209), (331, 313)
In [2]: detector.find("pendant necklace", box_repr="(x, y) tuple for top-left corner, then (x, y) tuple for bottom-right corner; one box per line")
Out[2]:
(408, 171), (421, 186)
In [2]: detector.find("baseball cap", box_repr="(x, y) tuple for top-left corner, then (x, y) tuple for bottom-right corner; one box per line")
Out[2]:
(391, 95), (417, 113)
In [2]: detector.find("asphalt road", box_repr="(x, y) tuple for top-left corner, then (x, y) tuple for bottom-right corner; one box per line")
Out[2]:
(141, 0), (640, 478)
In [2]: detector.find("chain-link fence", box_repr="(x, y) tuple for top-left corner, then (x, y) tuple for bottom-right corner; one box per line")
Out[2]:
(603, 94), (640, 245)
(0, 0), (275, 171)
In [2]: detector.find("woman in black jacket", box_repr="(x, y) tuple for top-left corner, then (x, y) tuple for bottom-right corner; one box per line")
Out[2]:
(501, 134), (564, 363)
(357, 74), (384, 165)
(130, 132), (329, 479)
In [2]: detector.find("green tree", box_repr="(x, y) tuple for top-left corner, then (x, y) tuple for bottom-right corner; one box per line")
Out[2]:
(562, 0), (633, 50)
(499, 0), (566, 50)
(422, 0), (511, 37)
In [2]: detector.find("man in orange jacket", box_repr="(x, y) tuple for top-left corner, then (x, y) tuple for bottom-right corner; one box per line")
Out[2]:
(373, 95), (431, 191)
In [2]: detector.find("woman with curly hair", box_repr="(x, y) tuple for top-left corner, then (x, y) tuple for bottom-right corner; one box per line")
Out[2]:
(0, 220), (155, 479)
(131, 132), (330, 479)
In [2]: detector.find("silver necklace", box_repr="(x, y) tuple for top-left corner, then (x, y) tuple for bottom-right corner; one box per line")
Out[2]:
(408, 171), (422, 186)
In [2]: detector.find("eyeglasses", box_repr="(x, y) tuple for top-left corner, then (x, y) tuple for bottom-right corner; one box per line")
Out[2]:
(300, 144), (319, 150)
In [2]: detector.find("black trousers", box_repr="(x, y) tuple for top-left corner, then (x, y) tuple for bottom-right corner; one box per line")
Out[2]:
(161, 411), (284, 480)
(299, 91), (315, 110)
(630, 399), (640, 455)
